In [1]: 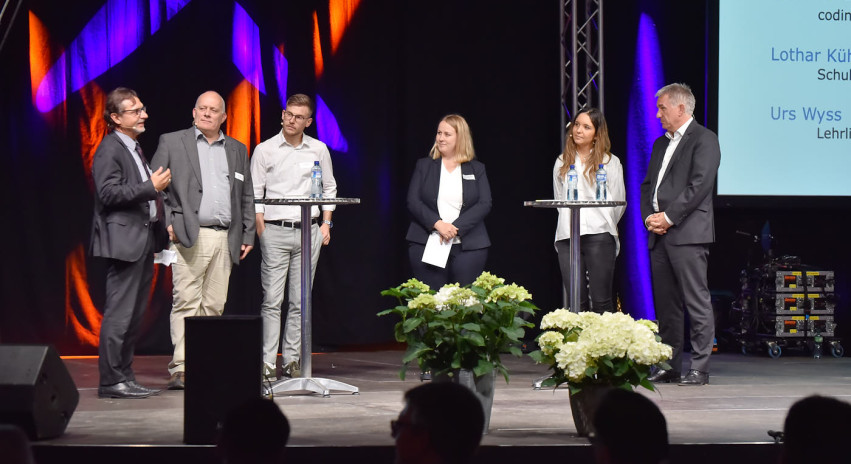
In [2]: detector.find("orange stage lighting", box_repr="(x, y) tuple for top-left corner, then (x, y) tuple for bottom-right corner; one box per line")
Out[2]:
(227, 80), (262, 150)
(28, 11), (50, 103)
(313, 11), (324, 78)
(65, 245), (101, 348)
(329, 0), (360, 54)
(78, 83), (106, 191)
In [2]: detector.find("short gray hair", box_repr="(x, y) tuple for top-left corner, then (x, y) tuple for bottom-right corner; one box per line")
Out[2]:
(656, 83), (695, 116)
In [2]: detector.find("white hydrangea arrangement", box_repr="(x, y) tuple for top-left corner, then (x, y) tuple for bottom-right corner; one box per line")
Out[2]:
(530, 309), (672, 393)
(379, 272), (538, 382)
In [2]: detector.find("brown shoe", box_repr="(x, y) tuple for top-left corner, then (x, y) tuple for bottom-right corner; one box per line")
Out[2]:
(167, 372), (185, 390)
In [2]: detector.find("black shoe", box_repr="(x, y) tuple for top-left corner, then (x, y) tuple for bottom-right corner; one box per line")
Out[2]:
(647, 369), (682, 383)
(678, 369), (709, 386)
(98, 381), (153, 399)
(127, 380), (161, 395)
(167, 372), (185, 390)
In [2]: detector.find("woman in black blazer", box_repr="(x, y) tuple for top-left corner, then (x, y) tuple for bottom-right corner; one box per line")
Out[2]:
(406, 114), (492, 289)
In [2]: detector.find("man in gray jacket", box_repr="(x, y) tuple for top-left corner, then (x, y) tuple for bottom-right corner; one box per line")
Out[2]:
(150, 91), (255, 390)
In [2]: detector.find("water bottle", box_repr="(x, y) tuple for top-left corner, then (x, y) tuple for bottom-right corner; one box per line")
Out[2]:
(595, 164), (607, 200)
(310, 161), (322, 198)
(566, 164), (578, 201)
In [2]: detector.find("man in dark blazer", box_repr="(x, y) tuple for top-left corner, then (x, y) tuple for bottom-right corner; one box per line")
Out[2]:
(150, 91), (255, 389)
(90, 87), (170, 398)
(639, 83), (721, 386)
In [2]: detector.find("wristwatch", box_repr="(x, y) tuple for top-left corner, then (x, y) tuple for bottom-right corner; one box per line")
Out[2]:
(323, 220), (333, 228)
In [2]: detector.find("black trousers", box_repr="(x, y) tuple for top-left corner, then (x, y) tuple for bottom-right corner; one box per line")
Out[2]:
(408, 242), (488, 289)
(555, 233), (616, 313)
(98, 229), (155, 386)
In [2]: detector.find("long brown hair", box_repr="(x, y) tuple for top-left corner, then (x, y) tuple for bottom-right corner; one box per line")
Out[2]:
(558, 108), (612, 183)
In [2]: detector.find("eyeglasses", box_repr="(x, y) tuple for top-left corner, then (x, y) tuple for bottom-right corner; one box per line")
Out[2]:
(120, 106), (147, 116)
(283, 111), (309, 123)
(390, 419), (420, 438)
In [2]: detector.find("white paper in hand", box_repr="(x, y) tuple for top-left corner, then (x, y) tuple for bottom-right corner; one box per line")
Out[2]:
(421, 232), (452, 268)
(154, 249), (178, 266)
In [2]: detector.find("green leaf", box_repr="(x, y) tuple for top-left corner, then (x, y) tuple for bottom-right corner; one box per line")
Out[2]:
(500, 326), (524, 340)
(527, 350), (546, 363)
(402, 317), (424, 333)
(461, 322), (482, 332)
(473, 358), (494, 377)
(508, 346), (523, 357)
(380, 288), (404, 298)
(402, 345), (430, 364)
(398, 364), (408, 380)
(462, 332), (485, 347)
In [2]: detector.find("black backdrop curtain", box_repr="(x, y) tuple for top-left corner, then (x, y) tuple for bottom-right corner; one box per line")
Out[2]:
(1, 0), (848, 354)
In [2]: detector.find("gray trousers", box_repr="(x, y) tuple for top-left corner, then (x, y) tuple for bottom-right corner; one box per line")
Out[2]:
(259, 223), (322, 374)
(650, 236), (714, 373)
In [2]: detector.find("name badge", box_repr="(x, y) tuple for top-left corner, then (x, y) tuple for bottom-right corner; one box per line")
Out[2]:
(235, 172), (244, 181)
(462, 174), (476, 180)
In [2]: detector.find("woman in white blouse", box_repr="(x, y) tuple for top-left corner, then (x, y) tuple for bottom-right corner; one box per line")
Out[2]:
(553, 108), (625, 313)
(406, 115), (492, 289)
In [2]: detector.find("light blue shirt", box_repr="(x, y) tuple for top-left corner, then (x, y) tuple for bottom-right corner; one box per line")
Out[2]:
(195, 128), (231, 227)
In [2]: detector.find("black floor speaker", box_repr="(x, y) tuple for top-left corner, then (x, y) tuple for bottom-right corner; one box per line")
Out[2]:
(0, 345), (79, 440)
(184, 315), (262, 444)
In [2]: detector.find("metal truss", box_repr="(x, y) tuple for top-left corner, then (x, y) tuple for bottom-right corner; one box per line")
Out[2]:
(560, 0), (604, 137)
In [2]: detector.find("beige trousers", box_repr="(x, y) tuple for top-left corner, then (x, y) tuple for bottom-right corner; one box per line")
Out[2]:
(168, 228), (232, 375)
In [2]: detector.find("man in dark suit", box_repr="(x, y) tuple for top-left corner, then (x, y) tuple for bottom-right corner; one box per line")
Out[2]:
(639, 83), (721, 386)
(150, 91), (255, 389)
(90, 87), (171, 398)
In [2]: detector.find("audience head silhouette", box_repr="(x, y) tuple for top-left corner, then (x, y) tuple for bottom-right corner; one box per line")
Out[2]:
(218, 397), (291, 464)
(0, 425), (35, 464)
(592, 388), (669, 464)
(393, 382), (485, 464)
(782, 395), (851, 464)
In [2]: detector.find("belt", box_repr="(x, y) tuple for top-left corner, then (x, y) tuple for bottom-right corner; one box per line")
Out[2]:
(200, 224), (228, 231)
(264, 218), (321, 229)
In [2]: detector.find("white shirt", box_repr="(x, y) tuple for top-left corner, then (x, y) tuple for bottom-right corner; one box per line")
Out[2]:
(437, 161), (463, 244)
(251, 132), (337, 221)
(651, 117), (694, 223)
(552, 153), (626, 254)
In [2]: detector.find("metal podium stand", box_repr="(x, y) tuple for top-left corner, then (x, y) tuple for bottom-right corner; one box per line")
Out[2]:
(256, 197), (360, 397)
(524, 200), (626, 389)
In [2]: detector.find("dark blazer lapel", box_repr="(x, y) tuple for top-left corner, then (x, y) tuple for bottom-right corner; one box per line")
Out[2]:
(181, 128), (203, 187)
(427, 157), (441, 201)
(658, 122), (696, 185)
(111, 132), (144, 184)
(225, 137), (238, 192)
(461, 162), (473, 207)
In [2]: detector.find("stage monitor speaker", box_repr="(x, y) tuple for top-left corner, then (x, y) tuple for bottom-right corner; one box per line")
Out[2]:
(184, 316), (262, 445)
(0, 345), (79, 440)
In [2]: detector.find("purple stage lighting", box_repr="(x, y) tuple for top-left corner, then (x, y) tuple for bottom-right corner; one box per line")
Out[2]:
(232, 2), (266, 94)
(315, 95), (348, 153)
(623, 13), (664, 321)
(273, 47), (289, 108)
(150, 0), (191, 34)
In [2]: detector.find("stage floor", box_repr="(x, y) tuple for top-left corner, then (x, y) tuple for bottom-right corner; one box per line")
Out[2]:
(46, 349), (851, 449)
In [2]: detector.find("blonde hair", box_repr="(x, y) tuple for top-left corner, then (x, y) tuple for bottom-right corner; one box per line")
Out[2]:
(429, 114), (476, 163)
(559, 108), (612, 183)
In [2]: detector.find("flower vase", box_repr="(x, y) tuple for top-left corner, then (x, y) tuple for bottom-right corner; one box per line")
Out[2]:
(433, 369), (495, 434)
(568, 384), (613, 437)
